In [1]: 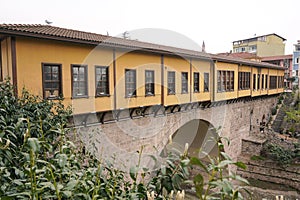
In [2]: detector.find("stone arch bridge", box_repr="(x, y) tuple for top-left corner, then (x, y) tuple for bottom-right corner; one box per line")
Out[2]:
(73, 96), (277, 169)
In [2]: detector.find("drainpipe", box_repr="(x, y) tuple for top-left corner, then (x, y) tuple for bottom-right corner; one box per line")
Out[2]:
(211, 60), (216, 102)
(190, 57), (192, 103)
(251, 66), (253, 97)
(113, 48), (117, 111)
(161, 54), (164, 106)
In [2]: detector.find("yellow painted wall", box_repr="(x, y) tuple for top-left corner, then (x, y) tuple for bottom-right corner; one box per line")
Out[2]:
(164, 56), (191, 106)
(257, 35), (285, 57)
(214, 61), (238, 101)
(12, 36), (285, 116)
(114, 51), (161, 109)
(233, 35), (285, 57)
(191, 59), (211, 102)
(15, 37), (115, 114)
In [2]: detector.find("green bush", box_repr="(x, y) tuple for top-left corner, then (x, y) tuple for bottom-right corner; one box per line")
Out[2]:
(262, 143), (294, 165)
(0, 79), (248, 199)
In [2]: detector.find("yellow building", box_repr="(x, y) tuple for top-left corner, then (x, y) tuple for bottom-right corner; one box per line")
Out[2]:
(232, 34), (286, 57)
(0, 24), (284, 123)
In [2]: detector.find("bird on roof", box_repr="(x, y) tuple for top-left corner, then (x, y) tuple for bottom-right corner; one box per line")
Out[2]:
(45, 20), (53, 25)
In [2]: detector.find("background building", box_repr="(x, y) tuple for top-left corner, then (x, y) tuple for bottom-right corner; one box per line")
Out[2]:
(233, 34), (286, 57)
(261, 55), (293, 89)
(292, 40), (300, 88)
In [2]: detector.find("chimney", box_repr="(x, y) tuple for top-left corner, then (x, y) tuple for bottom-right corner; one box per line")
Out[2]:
(202, 41), (206, 53)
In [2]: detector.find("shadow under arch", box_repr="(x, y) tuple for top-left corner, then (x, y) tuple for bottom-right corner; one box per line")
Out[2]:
(162, 119), (219, 159)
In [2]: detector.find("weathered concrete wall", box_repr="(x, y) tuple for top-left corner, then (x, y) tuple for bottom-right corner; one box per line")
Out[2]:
(75, 96), (277, 170)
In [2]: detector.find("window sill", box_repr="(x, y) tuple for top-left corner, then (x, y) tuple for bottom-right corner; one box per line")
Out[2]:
(71, 95), (89, 99)
(145, 94), (155, 97)
(45, 96), (63, 100)
(96, 94), (110, 98)
(238, 89), (250, 91)
(167, 93), (176, 95)
(181, 92), (188, 94)
(125, 95), (137, 98)
(193, 91), (200, 93)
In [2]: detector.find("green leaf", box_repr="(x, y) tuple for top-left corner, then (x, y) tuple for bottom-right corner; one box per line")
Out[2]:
(190, 157), (208, 173)
(27, 138), (40, 152)
(217, 160), (234, 168)
(57, 153), (68, 168)
(62, 191), (72, 198)
(130, 166), (137, 181)
(234, 161), (247, 170)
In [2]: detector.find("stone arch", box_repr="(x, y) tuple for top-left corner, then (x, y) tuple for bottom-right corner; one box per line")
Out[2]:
(163, 118), (219, 158)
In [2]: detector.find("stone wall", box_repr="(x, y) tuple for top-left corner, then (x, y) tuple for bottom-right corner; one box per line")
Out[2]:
(75, 96), (277, 171)
(237, 157), (300, 191)
(238, 137), (300, 191)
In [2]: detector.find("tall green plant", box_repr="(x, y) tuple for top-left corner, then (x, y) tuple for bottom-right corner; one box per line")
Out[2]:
(190, 136), (250, 200)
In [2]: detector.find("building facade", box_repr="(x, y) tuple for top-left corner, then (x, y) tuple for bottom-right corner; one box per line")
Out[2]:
(292, 40), (300, 88)
(233, 34), (286, 57)
(261, 55), (293, 89)
(0, 24), (284, 121)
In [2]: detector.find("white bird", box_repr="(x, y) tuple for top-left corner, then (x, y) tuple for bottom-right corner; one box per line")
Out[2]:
(45, 20), (53, 25)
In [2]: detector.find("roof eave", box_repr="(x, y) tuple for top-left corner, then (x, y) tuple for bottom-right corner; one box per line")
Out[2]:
(0, 29), (213, 61)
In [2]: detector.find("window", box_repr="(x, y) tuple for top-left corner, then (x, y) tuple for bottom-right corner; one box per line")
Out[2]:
(278, 76), (284, 88)
(145, 70), (154, 96)
(217, 70), (234, 92)
(261, 74), (264, 89)
(125, 69), (136, 97)
(181, 72), (188, 93)
(253, 74), (256, 90)
(72, 65), (88, 97)
(238, 72), (251, 90)
(249, 45), (257, 53)
(204, 72), (209, 92)
(230, 71), (234, 91)
(217, 71), (222, 92)
(238, 72), (242, 90)
(245, 72), (250, 89)
(0, 44), (2, 81)
(270, 76), (277, 89)
(257, 74), (260, 90)
(95, 66), (109, 96)
(226, 71), (230, 91)
(295, 57), (299, 64)
(0, 40), (3, 81)
(42, 63), (62, 99)
(265, 75), (268, 89)
(168, 71), (175, 95)
(194, 72), (200, 92)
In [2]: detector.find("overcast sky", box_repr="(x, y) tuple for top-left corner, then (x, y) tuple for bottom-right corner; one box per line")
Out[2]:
(1, 0), (299, 54)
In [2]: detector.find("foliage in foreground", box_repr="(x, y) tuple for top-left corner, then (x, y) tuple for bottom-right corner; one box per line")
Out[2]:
(0, 80), (249, 199)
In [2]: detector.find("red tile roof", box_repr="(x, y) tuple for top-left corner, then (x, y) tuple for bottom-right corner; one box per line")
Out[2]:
(217, 52), (261, 59)
(0, 24), (284, 70)
(261, 54), (293, 61)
